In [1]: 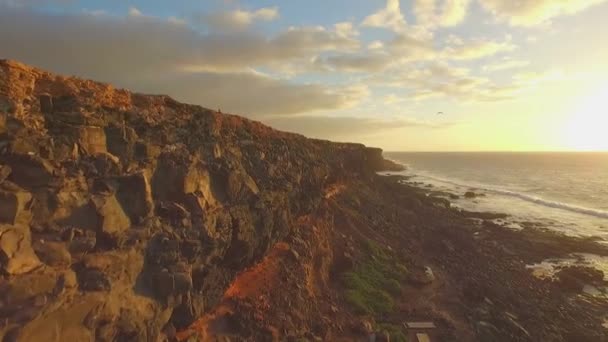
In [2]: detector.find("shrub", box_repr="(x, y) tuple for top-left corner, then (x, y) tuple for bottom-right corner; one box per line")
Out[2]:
(341, 240), (408, 315)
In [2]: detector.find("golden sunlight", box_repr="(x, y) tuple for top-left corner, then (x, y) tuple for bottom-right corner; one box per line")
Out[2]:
(562, 85), (608, 151)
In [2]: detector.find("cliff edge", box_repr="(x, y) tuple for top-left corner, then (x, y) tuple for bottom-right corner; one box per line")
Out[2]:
(0, 59), (397, 341)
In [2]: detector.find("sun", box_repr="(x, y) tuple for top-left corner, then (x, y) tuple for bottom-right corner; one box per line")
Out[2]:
(562, 85), (608, 151)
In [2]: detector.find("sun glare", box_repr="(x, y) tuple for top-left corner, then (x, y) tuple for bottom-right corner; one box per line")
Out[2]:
(562, 85), (608, 151)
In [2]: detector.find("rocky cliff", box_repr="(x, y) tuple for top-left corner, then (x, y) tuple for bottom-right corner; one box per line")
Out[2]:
(0, 60), (396, 341)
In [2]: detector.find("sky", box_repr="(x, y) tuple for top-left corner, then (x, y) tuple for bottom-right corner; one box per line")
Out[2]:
(1, 0), (607, 151)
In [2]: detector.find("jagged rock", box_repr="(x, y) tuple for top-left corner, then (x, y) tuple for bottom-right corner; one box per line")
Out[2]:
(465, 191), (477, 199)
(0, 224), (41, 275)
(158, 201), (190, 220)
(226, 170), (259, 202)
(377, 331), (391, 342)
(2, 269), (58, 306)
(0, 154), (55, 189)
(0, 188), (32, 225)
(0, 164), (11, 183)
(105, 125), (138, 162)
(180, 239), (202, 262)
(33, 240), (71, 267)
(115, 171), (154, 224)
(39, 94), (53, 113)
(408, 266), (435, 285)
(356, 319), (374, 335)
(91, 194), (131, 237)
(555, 266), (605, 292)
(77, 126), (107, 155)
(59, 269), (78, 289)
(92, 152), (121, 176)
(77, 268), (111, 291)
(0, 60), (406, 341)
(68, 232), (97, 255)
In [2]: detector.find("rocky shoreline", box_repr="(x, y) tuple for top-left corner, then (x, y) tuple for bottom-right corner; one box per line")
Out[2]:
(1, 60), (607, 341)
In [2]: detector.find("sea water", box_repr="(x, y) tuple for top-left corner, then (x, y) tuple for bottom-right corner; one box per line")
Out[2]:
(385, 152), (608, 242)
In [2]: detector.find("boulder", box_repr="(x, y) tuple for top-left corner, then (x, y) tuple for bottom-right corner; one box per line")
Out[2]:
(555, 266), (605, 292)
(39, 94), (53, 113)
(377, 331), (391, 342)
(105, 125), (138, 162)
(92, 152), (121, 176)
(0, 188), (32, 225)
(226, 170), (259, 202)
(0, 164), (11, 183)
(91, 194), (131, 237)
(33, 240), (72, 267)
(464, 192), (477, 199)
(59, 269), (78, 289)
(355, 319), (374, 335)
(115, 171), (154, 224)
(3, 269), (58, 305)
(407, 266), (435, 286)
(77, 268), (111, 292)
(1, 154), (55, 189)
(150, 270), (193, 298)
(0, 224), (41, 275)
(78, 126), (107, 155)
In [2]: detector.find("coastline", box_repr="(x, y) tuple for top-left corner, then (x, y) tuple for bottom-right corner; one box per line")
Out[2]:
(1, 60), (607, 341)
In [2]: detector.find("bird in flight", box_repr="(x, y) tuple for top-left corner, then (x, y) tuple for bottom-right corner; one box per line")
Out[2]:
(437, 111), (444, 115)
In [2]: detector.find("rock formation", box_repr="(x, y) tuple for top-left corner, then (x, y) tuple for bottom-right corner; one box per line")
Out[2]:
(0, 60), (393, 341)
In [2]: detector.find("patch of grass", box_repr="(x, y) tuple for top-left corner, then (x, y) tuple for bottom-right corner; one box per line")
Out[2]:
(341, 240), (408, 315)
(376, 323), (408, 342)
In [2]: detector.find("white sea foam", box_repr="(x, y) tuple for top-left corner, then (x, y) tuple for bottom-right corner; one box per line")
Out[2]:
(413, 171), (608, 220)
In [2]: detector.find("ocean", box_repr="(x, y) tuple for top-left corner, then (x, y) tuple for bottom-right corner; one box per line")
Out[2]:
(385, 152), (608, 243)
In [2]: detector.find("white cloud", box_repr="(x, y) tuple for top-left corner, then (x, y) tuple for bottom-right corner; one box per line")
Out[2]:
(264, 115), (455, 141)
(334, 22), (359, 38)
(415, 0), (471, 28)
(369, 62), (521, 102)
(128, 6), (143, 17)
(388, 33), (436, 61)
(483, 59), (530, 72)
(0, 7), (365, 117)
(368, 40), (384, 50)
(440, 0), (472, 26)
(201, 6), (279, 31)
(383, 94), (406, 104)
(478, 0), (607, 26)
(362, 0), (407, 32)
(317, 53), (393, 73)
(442, 36), (515, 60)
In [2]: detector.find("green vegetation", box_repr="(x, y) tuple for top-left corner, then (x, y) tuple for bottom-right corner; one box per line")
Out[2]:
(376, 323), (408, 342)
(341, 239), (408, 315)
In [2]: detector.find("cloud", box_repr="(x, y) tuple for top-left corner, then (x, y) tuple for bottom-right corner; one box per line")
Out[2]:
(362, 0), (407, 32)
(128, 6), (143, 17)
(414, 0), (471, 27)
(478, 0), (607, 26)
(200, 6), (279, 31)
(264, 115), (455, 140)
(316, 53), (393, 73)
(132, 71), (369, 116)
(0, 7), (365, 116)
(440, 0), (472, 26)
(483, 59), (530, 72)
(442, 36), (515, 60)
(0, 0), (72, 6)
(0, 8), (359, 73)
(370, 62), (521, 102)
(388, 33), (436, 61)
(368, 40), (384, 50)
(334, 22), (359, 38)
